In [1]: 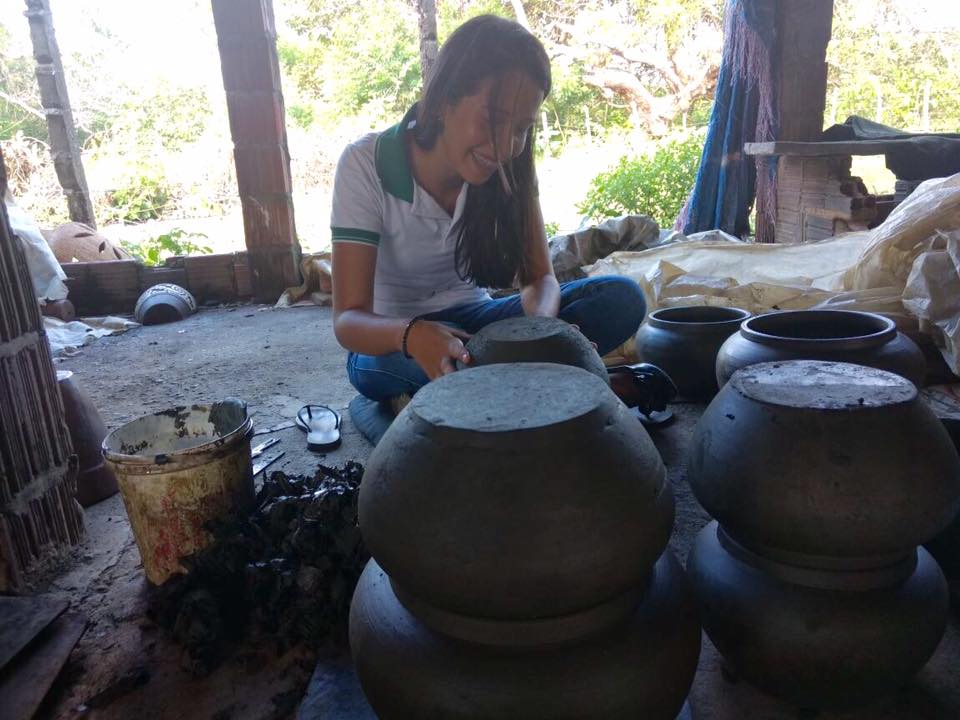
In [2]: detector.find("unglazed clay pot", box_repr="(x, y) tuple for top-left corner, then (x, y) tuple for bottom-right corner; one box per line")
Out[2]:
(688, 521), (949, 710)
(689, 361), (960, 564)
(351, 552), (700, 720)
(461, 316), (609, 384)
(57, 370), (118, 506)
(635, 306), (751, 399)
(715, 310), (926, 389)
(359, 363), (673, 619)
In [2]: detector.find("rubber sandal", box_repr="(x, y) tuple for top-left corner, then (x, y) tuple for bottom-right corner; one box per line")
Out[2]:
(296, 404), (342, 452)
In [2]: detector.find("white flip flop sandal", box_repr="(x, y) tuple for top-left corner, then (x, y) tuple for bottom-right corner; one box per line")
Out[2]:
(295, 404), (342, 452)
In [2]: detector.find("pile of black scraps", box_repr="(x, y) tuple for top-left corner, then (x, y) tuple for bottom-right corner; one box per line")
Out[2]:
(148, 461), (368, 675)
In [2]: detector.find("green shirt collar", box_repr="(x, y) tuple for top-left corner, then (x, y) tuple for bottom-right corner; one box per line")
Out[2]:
(375, 105), (418, 203)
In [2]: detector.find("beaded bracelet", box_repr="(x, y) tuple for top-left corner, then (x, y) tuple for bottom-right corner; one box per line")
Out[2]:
(401, 316), (424, 359)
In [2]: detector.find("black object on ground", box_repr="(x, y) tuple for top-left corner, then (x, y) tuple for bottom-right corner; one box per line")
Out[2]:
(147, 462), (367, 675)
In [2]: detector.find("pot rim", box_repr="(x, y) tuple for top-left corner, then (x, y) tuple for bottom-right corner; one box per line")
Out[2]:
(102, 403), (253, 468)
(740, 310), (896, 350)
(648, 305), (751, 329)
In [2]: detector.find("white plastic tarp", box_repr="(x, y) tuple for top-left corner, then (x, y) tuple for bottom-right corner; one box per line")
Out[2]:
(4, 190), (68, 303)
(588, 173), (960, 372)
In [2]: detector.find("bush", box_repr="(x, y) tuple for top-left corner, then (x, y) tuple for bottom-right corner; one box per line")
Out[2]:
(105, 163), (172, 223)
(577, 132), (705, 228)
(121, 228), (212, 266)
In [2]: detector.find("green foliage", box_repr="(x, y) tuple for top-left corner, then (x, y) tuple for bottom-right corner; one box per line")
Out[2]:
(105, 163), (172, 224)
(437, 0), (510, 37)
(578, 132), (704, 228)
(121, 228), (212, 266)
(544, 220), (560, 237)
(827, 0), (960, 132)
(99, 83), (212, 152)
(285, 1), (422, 124)
(0, 24), (48, 141)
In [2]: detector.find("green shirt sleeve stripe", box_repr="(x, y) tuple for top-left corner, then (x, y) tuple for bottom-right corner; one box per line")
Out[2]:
(331, 227), (380, 246)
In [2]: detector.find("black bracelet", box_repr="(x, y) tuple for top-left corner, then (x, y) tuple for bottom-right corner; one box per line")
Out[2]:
(401, 316), (423, 359)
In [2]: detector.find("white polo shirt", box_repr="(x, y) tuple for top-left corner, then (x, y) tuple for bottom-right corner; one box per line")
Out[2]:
(330, 107), (491, 318)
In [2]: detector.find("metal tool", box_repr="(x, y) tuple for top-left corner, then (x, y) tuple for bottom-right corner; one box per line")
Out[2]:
(251, 437), (280, 459)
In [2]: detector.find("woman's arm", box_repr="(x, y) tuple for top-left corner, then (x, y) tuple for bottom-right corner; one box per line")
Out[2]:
(332, 242), (471, 378)
(519, 199), (560, 317)
(332, 242), (407, 355)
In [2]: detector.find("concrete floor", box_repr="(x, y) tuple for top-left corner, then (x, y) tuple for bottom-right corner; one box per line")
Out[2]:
(34, 304), (960, 719)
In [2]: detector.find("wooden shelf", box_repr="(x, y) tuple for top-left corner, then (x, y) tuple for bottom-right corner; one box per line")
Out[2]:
(744, 139), (914, 157)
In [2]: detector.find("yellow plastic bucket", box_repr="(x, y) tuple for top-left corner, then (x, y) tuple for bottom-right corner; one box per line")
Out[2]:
(103, 399), (254, 585)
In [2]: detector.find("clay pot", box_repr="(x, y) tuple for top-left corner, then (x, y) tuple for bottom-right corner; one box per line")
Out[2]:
(359, 363), (673, 619)
(462, 316), (609, 384)
(134, 283), (197, 325)
(636, 306), (750, 398)
(688, 361), (960, 563)
(350, 552), (700, 720)
(57, 370), (118, 507)
(688, 521), (948, 709)
(715, 310), (926, 389)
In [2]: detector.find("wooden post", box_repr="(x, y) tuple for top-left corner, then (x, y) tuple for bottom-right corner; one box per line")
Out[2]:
(211, 0), (301, 302)
(415, 0), (438, 86)
(0, 147), (83, 593)
(757, 0), (834, 242)
(23, 0), (96, 227)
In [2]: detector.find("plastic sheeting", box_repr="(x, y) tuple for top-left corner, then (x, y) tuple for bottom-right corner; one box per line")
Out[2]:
(4, 190), (68, 303)
(589, 173), (960, 372)
(45, 316), (139, 356)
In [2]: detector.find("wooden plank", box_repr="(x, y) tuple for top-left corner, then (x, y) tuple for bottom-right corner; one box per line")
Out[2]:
(23, 0), (95, 226)
(776, 0), (834, 142)
(0, 612), (85, 720)
(0, 595), (68, 671)
(746, 140), (911, 157)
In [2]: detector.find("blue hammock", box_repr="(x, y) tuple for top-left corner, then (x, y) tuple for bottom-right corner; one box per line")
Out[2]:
(678, 0), (777, 240)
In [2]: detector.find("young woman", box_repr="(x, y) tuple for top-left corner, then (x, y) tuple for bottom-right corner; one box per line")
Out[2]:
(331, 15), (646, 403)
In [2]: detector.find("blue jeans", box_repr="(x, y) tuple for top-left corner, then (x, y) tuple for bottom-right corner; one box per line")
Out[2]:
(346, 276), (645, 401)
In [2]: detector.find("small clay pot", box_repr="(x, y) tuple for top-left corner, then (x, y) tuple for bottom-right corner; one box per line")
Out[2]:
(715, 310), (926, 388)
(688, 361), (960, 563)
(350, 552), (700, 720)
(134, 283), (197, 325)
(57, 370), (118, 507)
(360, 363), (673, 620)
(462, 316), (609, 384)
(688, 521), (949, 710)
(636, 306), (750, 399)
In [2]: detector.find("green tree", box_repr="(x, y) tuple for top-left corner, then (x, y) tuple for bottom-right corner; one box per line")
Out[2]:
(826, 0), (960, 132)
(284, 1), (423, 123)
(0, 23), (47, 141)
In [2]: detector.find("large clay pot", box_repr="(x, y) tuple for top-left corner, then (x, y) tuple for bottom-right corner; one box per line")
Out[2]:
(360, 363), (673, 619)
(462, 316), (609, 384)
(57, 370), (118, 507)
(715, 310), (926, 389)
(351, 552), (701, 720)
(688, 521), (948, 709)
(636, 306), (750, 399)
(689, 361), (960, 563)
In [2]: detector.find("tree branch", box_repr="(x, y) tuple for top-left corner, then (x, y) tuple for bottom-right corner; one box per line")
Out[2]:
(0, 90), (45, 120)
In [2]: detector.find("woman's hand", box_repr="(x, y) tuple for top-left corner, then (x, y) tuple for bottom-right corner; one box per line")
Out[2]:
(407, 321), (472, 379)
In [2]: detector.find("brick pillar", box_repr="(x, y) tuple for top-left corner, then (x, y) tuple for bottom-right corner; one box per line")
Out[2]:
(211, 0), (301, 302)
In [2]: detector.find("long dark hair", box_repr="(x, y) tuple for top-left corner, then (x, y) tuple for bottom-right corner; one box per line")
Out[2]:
(413, 15), (551, 289)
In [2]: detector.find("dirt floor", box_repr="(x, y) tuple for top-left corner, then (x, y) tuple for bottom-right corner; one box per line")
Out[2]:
(29, 304), (960, 719)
